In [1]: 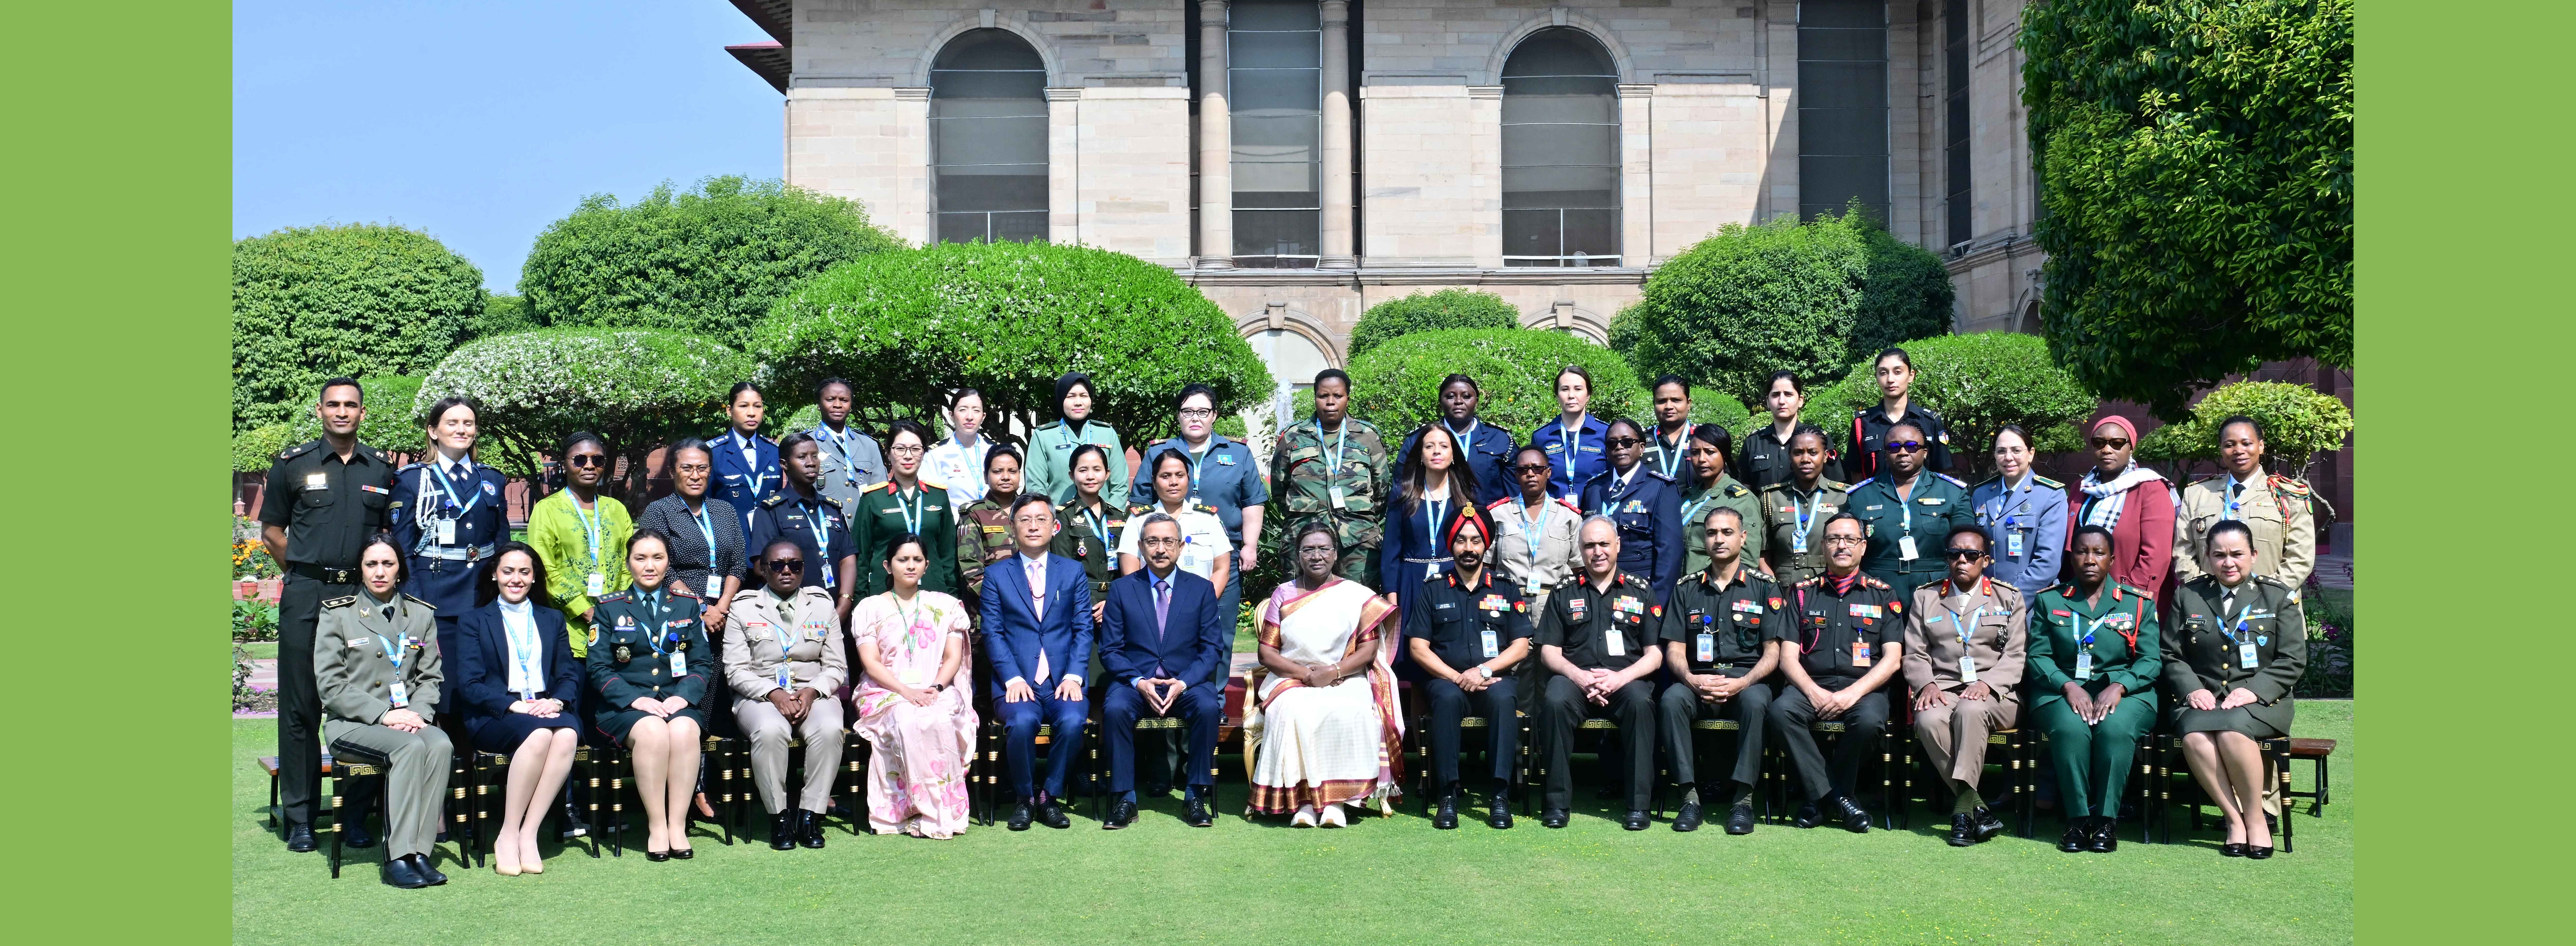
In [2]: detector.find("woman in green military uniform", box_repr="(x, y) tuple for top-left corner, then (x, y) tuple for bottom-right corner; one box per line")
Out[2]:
(1024, 372), (1129, 504)
(1678, 424), (1765, 577)
(853, 419), (961, 597)
(586, 529), (716, 861)
(2164, 520), (2305, 859)
(1051, 444), (1124, 624)
(2027, 525), (2161, 854)
(956, 446), (1025, 602)
(1759, 426), (1850, 586)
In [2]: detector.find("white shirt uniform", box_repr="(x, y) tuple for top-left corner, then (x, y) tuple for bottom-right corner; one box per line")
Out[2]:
(1113, 505), (1233, 584)
(921, 435), (992, 505)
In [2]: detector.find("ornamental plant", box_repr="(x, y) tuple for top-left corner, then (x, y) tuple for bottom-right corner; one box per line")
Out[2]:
(1347, 288), (1523, 358)
(417, 328), (757, 505)
(2135, 380), (2353, 479)
(1800, 332), (2099, 478)
(1346, 328), (1644, 439)
(233, 223), (484, 431)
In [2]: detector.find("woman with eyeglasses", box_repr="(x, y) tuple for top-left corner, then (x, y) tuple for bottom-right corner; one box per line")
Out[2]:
(2064, 416), (2176, 594)
(1578, 417), (1684, 607)
(853, 419), (961, 597)
(1758, 425), (1853, 587)
(452, 542), (581, 875)
(1528, 365), (1611, 500)
(1679, 423), (1765, 577)
(527, 432), (632, 657)
(1849, 421), (1978, 601)
(2027, 525), (2162, 853)
(1485, 446), (1584, 615)
(585, 529), (714, 861)
(2162, 520), (2303, 860)
(922, 388), (997, 506)
(1380, 423), (1479, 620)
(1968, 425), (2068, 600)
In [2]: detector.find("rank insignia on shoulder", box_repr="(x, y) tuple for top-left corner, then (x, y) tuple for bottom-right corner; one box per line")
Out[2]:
(672, 586), (701, 600)
(2272, 476), (2312, 496)
(858, 481), (892, 494)
(1936, 473), (1967, 487)
(1724, 483), (1751, 497)
(401, 593), (435, 610)
(1195, 503), (1219, 514)
(2031, 474), (2063, 489)
(323, 595), (356, 608)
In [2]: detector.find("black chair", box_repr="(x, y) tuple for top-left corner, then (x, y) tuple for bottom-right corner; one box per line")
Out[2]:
(972, 719), (1083, 825)
(1405, 711), (1531, 815)
(1525, 716), (1637, 817)
(1758, 720), (1898, 829)
(1899, 726), (2033, 836)
(319, 749), (463, 879)
(725, 730), (853, 836)
(2032, 727), (2154, 842)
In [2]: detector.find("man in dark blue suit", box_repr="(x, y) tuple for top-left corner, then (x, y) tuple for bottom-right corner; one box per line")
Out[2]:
(1098, 512), (1229, 829)
(980, 492), (1095, 831)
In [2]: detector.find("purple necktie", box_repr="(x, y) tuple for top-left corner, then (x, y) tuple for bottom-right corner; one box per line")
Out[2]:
(1153, 577), (1172, 678)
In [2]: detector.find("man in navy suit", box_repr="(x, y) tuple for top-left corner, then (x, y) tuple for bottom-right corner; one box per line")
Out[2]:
(1098, 513), (1230, 829)
(980, 492), (1095, 831)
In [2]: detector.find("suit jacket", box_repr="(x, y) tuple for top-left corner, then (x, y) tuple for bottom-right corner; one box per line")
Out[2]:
(453, 602), (582, 736)
(709, 430), (782, 532)
(1099, 567), (1227, 686)
(978, 552), (1096, 695)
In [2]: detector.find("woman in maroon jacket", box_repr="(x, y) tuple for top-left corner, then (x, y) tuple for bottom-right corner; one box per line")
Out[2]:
(2063, 416), (2175, 595)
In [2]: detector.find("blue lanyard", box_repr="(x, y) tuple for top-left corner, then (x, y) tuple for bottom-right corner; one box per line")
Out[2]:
(1654, 427), (1689, 480)
(569, 497), (604, 572)
(429, 459), (479, 516)
(1080, 502), (1108, 551)
(1949, 605), (1987, 647)
(1557, 415), (1589, 484)
(1987, 476), (2029, 527)
(500, 605), (541, 690)
(687, 501), (718, 564)
(1315, 421), (1346, 479)
(893, 485), (927, 536)
(1186, 440), (1215, 498)
(373, 605), (406, 669)
(819, 425), (860, 487)
(1793, 485), (1825, 537)
(2221, 597), (2256, 643)
(2223, 478), (2251, 521)
(735, 432), (768, 497)
(637, 589), (678, 656)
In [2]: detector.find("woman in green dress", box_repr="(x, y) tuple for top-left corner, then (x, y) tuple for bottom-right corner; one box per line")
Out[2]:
(2027, 525), (2161, 854)
(853, 419), (960, 597)
(2163, 520), (2304, 859)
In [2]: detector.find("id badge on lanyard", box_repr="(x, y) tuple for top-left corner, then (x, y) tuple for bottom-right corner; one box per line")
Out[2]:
(1695, 630), (1716, 664)
(1952, 609), (1984, 683)
(1480, 627), (1500, 659)
(1849, 635), (1872, 667)
(668, 639), (687, 677)
(2006, 529), (2024, 559)
(2074, 627), (2097, 680)
(1604, 623), (1626, 657)
(437, 518), (457, 545)
(381, 633), (411, 707)
(1895, 494), (1918, 561)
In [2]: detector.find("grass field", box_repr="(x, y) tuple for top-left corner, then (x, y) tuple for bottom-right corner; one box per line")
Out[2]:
(233, 701), (2353, 944)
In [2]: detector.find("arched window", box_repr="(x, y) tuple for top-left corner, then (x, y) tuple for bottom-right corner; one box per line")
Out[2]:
(930, 30), (1048, 244)
(1501, 28), (1620, 267)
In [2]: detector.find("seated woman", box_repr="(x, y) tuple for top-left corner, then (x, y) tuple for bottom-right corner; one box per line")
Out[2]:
(2163, 520), (2305, 859)
(315, 532), (450, 888)
(2028, 525), (2161, 854)
(585, 529), (715, 861)
(1248, 523), (1403, 827)
(850, 533), (979, 838)
(452, 542), (581, 876)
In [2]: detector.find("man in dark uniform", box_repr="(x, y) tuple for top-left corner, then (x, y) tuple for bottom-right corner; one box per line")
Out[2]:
(1768, 512), (1907, 834)
(1578, 420), (1685, 607)
(1532, 515), (1664, 831)
(1849, 422), (1979, 600)
(1397, 374), (1519, 506)
(1655, 505), (1787, 834)
(746, 433), (858, 627)
(257, 377), (396, 852)
(1403, 507), (1532, 830)
(1842, 348), (1954, 481)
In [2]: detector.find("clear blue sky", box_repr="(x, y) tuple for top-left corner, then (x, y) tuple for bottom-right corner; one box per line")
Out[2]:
(233, 1), (784, 291)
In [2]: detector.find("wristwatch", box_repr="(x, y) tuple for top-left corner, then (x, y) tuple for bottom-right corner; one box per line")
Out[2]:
(1476, 666), (1494, 680)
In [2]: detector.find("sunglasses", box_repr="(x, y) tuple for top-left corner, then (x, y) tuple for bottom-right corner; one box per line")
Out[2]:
(1944, 547), (1987, 560)
(1605, 437), (1644, 449)
(2090, 438), (2132, 450)
(1885, 441), (1926, 453)
(766, 558), (805, 572)
(567, 454), (607, 468)
(1511, 464), (1552, 475)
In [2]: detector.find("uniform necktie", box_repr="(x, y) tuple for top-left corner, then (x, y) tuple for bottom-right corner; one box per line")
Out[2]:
(2221, 589), (2237, 615)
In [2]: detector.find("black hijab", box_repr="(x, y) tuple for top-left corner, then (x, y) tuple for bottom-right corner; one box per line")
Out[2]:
(1056, 372), (1094, 435)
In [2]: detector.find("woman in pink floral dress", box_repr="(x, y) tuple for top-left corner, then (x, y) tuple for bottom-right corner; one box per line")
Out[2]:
(851, 534), (979, 838)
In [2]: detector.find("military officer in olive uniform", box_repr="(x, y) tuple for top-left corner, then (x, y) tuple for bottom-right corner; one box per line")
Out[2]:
(1655, 505), (1787, 834)
(1902, 525), (2029, 847)
(2164, 520), (2305, 857)
(746, 433), (859, 623)
(315, 534), (449, 887)
(1270, 368), (1389, 586)
(807, 377), (888, 521)
(1532, 516), (1665, 830)
(1024, 372), (1130, 505)
(1758, 426), (1851, 587)
(1677, 424), (1767, 577)
(258, 377), (397, 852)
(1768, 513), (1905, 833)
(1849, 422), (1978, 600)
(2173, 415), (2317, 588)
(724, 540), (852, 849)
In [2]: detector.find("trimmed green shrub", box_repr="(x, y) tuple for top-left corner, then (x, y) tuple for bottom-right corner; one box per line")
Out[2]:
(234, 375), (432, 470)
(2024, 0), (2353, 417)
(1347, 289), (1522, 358)
(752, 241), (1275, 448)
(418, 328), (758, 504)
(1801, 333), (2097, 477)
(468, 291), (540, 341)
(233, 223), (485, 432)
(2135, 380), (2353, 478)
(519, 176), (902, 347)
(1613, 208), (1954, 407)
(233, 423), (298, 473)
(1688, 387), (1754, 438)
(1348, 328), (1644, 439)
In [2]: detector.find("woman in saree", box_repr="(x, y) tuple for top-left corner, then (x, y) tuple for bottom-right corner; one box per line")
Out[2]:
(849, 533), (979, 838)
(1247, 522), (1406, 827)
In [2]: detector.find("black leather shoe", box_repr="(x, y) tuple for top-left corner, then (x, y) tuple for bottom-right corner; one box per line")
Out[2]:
(1672, 801), (1704, 832)
(770, 813), (795, 850)
(671, 846), (693, 859)
(560, 802), (589, 840)
(646, 849), (673, 862)
(1831, 795), (1870, 833)
(1008, 804), (1034, 831)
(1794, 801), (1826, 829)
(2246, 844), (2274, 860)
(1103, 800), (1138, 830)
(1036, 799), (1071, 829)
(1432, 794), (1459, 830)
(797, 810), (827, 849)
(379, 855), (431, 889)
(407, 853), (448, 886)
(1970, 805), (2007, 843)
(1946, 813), (1979, 847)
(1622, 809), (1652, 831)
(2059, 820), (2090, 853)
(2087, 818), (2118, 853)
(342, 815), (378, 850)
(284, 824), (317, 853)
(1184, 796), (1214, 827)
(2220, 842), (2246, 857)
(1724, 803), (1757, 835)
(1488, 798), (1514, 829)
(1540, 807), (1570, 829)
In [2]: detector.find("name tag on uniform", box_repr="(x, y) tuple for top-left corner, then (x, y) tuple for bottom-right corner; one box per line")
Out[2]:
(1695, 632), (1715, 663)
(1850, 639), (1872, 666)
(1329, 486), (1348, 510)
(2238, 642), (2260, 669)
(436, 519), (457, 544)
(1898, 535), (1919, 560)
(1960, 652), (1979, 683)
(1605, 627), (1625, 657)
(1480, 628), (1500, 659)
(706, 576), (724, 599)
(2074, 651), (2094, 680)
(305, 472), (328, 490)
(1216, 454), (1236, 465)
(387, 680), (410, 708)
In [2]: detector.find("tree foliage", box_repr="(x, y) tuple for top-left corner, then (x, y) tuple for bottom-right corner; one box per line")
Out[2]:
(1613, 208), (1955, 407)
(1347, 288), (1523, 358)
(518, 176), (902, 347)
(2023, 0), (2353, 417)
(2136, 380), (2351, 478)
(233, 375), (435, 472)
(1347, 328), (1645, 439)
(1801, 333), (2098, 478)
(468, 291), (539, 342)
(232, 223), (484, 432)
(750, 241), (1275, 447)
(417, 328), (757, 506)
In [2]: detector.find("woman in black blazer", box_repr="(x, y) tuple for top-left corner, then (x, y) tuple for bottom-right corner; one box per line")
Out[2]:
(454, 542), (583, 876)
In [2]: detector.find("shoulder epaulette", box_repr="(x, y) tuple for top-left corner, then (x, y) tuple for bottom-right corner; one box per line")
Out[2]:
(1935, 473), (1967, 488)
(920, 476), (949, 491)
(278, 440), (320, 461)
(1642, 469), (1675, 484)
(1862, 575), (1890, 590)
(1721, 482), (1749, 498)
(1621, 572), (1649, 588)
(2192, 474), (2224, 485)
(1823, 479), (1850, 491)
(1846, 477), (1875, 490)
(669, 585), (702, 601)
(1794, 576), (1820, 588)
(1194, 503), (1219, 515)
(2031, 474), (2064, 489)
(1485, 496), (1516, 511)
(760, 493), (791, 508)
(402, 593), (436, 610)
(1760, 481), (1790, 493)
(1036, 420), (1065, 431)
(356, 443), (389, 463)
(2252, 574), (2292, 588)
(1552, 497), (1584, 515)
(1971, 473), (2001, 490)
(1129, 503), (1158, 516)
(322, 595), (357, 608)
(1091, 420), (1116, 431)
(858, 480), (892, 494)
(1346, 417), (1379, 433)
(397, 461), (427, 473)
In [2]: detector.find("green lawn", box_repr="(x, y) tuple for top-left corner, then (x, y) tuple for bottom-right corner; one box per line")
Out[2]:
(233, 702), (2352, 944)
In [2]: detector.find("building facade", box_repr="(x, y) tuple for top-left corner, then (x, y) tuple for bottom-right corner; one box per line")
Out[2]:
(723, 0), (2043, 383)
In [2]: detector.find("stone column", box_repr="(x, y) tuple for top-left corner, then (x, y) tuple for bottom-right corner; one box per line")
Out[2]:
(1046, 87), (1082, 246)
(1317, 0), (1356, 269)
(1196, 0), (1233, 269)
(894, 87), (933, 245)
(1617, 84), (1654, 267)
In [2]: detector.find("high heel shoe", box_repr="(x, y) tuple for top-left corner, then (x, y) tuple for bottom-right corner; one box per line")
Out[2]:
(2246, 844), (2274, 860)
(493, 859), (522, 877)
(671, 844), (694, 860)
(2220, 843), (2246, 857)
(646, 849), (673, 862)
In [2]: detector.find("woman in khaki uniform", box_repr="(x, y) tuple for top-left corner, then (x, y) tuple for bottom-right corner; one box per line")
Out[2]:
(2173, 415), (2317, 588)
(314, 533), (450, 888)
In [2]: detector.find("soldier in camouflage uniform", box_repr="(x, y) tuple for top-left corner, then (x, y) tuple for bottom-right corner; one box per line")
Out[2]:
(1267, 369), (1388, 586)
(956, 446), (1025, 612)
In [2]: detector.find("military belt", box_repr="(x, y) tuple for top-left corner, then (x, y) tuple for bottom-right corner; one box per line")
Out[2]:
(290, 563), (359, 585)
(415, 542), (496, 563)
